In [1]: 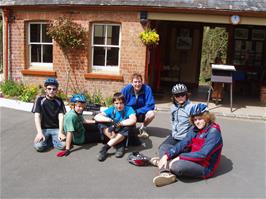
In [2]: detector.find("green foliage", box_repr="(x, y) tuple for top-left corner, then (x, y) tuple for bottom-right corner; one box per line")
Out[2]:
(200, 27), (228, 83)
(104, 96), (113, 107)
(57, 89), (68, 101)
(47, 17), (86, 51)
(139, 28), (160, 46)
(0, 80), (24, 97)
(18, 85), (38, 102)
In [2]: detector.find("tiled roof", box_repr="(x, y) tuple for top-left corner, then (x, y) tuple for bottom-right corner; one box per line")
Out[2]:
(1, 0), (266, 12)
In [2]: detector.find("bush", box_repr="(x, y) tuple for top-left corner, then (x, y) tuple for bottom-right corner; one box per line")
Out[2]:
(0, 80), (24, 97)
(18, 85), (39, 102)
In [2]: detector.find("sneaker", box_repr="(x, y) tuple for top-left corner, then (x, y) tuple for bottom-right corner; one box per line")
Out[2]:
(98, 147), (108, 161)
(115, 145), (125, 158)
(149, 156), (160, 167)
(153, 172), (177, 187)
(138, 127), (149, 139)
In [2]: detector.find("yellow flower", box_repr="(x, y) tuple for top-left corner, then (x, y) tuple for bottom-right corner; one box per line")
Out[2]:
(139, 28), (159, 46)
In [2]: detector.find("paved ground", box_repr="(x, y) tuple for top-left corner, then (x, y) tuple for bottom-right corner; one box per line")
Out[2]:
(1, 107), (265, 199)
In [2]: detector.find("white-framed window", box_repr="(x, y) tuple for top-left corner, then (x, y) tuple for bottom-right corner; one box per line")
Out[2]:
(91, 23), (121, 73)
(28, 22), (53, 69)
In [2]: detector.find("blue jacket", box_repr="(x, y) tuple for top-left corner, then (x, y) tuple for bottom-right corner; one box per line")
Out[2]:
(171, 100), (194, 140)
(121, 84), (155, 115)
(166, 123), (223, 178)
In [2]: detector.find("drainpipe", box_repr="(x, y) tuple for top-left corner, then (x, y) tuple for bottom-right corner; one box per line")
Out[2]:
(3, 8), (9, 80)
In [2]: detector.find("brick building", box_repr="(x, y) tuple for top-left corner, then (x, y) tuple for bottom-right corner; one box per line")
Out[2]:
(1, 1), (266, 99)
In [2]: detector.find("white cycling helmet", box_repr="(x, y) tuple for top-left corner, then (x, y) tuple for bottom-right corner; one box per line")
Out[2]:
(172, 83), (188, 94)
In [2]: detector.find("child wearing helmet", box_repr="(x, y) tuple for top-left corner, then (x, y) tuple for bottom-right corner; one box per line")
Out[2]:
(150, 83), (194, 165)
(56, 94), (96, 157)
(153, 103), (223, 187)
(32, 78), (66, 152)
(94, 92), (137, 161)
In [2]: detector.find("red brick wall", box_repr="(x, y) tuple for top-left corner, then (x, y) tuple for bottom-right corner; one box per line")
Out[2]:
(10, 9), (146, 97)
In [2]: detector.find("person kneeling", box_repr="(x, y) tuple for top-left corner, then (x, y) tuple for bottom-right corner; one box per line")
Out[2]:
(57, 94), (96, 157)
(94, 92), (137, 161)
(153, 103), (223, 187)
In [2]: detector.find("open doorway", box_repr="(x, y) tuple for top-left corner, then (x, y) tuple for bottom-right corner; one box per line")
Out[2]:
(198, 26), (228, 102)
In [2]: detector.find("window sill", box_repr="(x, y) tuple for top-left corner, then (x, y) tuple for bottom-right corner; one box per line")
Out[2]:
(84, 73), (123, 81)
(21, 69), (56, 77)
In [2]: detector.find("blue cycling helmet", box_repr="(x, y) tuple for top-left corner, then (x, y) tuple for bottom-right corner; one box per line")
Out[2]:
(190, 103), (208, 116)
(70, 94), (87, 103)
(44, 78), (59, 87)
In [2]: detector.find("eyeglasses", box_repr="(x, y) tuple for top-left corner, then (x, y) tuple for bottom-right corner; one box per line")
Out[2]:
(46, 87), (57, 91)
(174, 93), (186, 97)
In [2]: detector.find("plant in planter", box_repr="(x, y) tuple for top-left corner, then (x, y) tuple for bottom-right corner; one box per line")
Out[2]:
(47, 17), (87, 95)
(139, 28), (159, 47)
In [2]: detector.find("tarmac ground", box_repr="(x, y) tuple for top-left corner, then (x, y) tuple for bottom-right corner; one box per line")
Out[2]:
(1, 107), (265, 199)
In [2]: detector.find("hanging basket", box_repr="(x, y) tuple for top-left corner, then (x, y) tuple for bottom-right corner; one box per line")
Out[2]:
(139, 28), (159, 47)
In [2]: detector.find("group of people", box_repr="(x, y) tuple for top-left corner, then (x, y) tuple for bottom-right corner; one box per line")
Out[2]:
(32, 73), (223, 187)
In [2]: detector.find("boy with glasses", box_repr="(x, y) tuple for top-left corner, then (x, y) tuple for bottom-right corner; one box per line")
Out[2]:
(150, 83), (194, 165)
(32, 78), (66, 152)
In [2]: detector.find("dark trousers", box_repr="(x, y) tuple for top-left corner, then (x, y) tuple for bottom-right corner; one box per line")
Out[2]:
(158, 135), (181, 158)
(170, 160), (205, 178)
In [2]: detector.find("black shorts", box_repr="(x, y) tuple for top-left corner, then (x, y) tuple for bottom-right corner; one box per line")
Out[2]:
(136, 114), (145, 123)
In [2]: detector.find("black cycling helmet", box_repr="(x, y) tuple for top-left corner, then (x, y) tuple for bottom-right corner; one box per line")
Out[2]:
(172, 83), (187, 94)
(44, 77), (59, 87)
(190, 103), (208, 116)
(128, 152), (150, 166)
(70, 94), (87, 103)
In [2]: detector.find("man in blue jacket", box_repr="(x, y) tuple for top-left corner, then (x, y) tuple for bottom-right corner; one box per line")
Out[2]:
(121, 73), (155, 138)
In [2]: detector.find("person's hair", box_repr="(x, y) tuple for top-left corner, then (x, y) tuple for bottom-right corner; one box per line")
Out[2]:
(69, 101), (86, 109)
(131, 73), (143, 81)
(189, 111), (216, 124)
(112, 92), (126, 103)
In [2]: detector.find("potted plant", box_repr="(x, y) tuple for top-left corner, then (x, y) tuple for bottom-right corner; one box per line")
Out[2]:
(139, 28), (159, 47)
(47, 17), (87, 95)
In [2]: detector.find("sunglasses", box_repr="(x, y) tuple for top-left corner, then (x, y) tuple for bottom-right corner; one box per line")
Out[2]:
(174, 93), (186, 97)
(46, 87), (57, 91)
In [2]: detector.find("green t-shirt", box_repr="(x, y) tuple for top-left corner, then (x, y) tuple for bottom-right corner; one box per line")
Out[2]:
(64, 109), (85, 144)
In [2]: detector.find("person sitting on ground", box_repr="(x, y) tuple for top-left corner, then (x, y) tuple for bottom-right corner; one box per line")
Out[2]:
(121, 72), (155, 139)
(153, 103), (223, 187)
(56, 94), (97, 157)
(94, 92), (137, 161)
(32, 78), (66, 152)
(150, 83), (194, 165)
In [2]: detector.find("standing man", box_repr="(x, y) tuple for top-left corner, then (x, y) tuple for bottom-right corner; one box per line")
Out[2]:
(32, 78), (66, 152)
(121, 73), (155, 138)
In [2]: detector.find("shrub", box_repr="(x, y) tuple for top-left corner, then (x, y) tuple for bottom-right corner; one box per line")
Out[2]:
(0, 80), (24, 97)
(18, 85), (39, 102)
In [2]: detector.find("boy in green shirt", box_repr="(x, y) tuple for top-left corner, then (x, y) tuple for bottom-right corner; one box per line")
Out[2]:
(56, 94), (95, 157)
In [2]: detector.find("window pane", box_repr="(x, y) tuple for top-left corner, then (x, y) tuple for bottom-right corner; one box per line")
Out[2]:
(94, 25), (105, 45)
(107, 25), (120, 45)
(43, 45), (53, 63)
(42, 24), (52, 43)
(93, 47), (105, 65)
(31, 44), (41, 62)
(107, 47), (119, 66)
(30, 24), (40, 42)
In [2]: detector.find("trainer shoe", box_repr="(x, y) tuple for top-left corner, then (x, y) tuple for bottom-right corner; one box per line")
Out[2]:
(153, 172), (177, 187)
(149, 156), (160, 167)
(98, 146), (108, 161)
(115, 145), (125, 158)
(138, 127), (149, 139)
